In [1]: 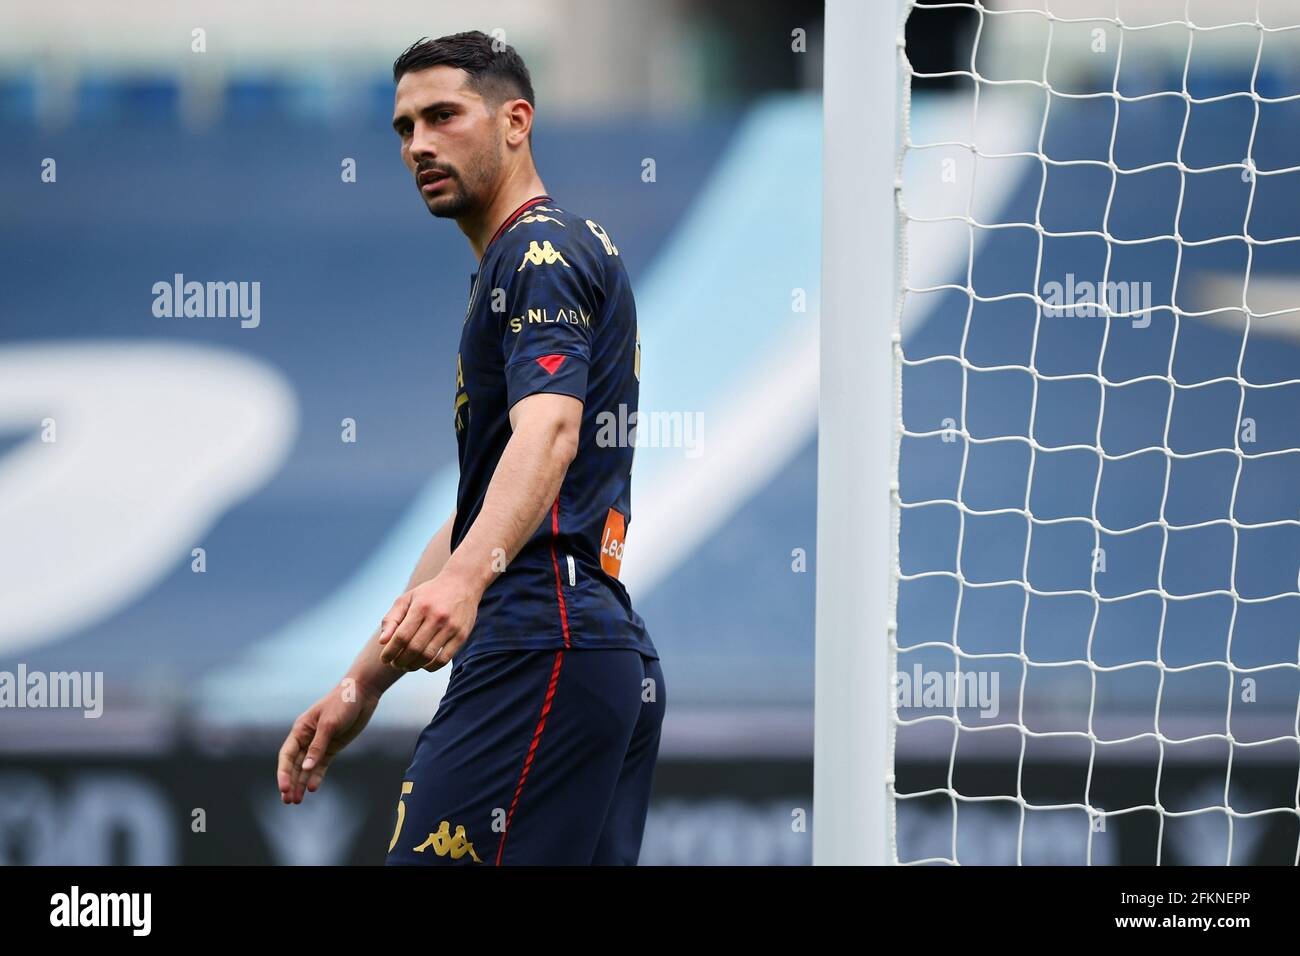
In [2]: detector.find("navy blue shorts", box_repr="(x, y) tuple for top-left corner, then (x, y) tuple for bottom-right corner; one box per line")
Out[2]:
(385, 647), (665, 866)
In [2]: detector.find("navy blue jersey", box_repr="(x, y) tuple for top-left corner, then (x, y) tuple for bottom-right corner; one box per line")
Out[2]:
(451, 196), (657, 662)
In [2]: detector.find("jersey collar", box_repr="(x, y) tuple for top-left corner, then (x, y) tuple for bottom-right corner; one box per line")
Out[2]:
(483, 194), (552, 256)
(468, 195), (552, 318)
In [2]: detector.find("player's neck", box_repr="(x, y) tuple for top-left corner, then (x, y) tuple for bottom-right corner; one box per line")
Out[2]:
(462, 168), (548, 261)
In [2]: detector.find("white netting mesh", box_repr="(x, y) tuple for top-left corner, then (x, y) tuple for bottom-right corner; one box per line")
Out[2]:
(892, 0), (1300, 864)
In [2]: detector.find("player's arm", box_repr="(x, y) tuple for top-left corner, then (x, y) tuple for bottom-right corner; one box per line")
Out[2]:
(377, 224), (596, 673)
(275, 509), (455, 804)
(404, 507), (457, 590)
(346, 506), (458, 689)
(376, 394), (580, 671)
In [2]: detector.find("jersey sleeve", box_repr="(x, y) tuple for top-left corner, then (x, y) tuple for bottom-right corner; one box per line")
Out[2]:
(498, 233), (598, 410)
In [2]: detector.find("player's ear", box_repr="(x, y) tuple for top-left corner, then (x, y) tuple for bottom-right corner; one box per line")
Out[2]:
(502, 97), (533, 149)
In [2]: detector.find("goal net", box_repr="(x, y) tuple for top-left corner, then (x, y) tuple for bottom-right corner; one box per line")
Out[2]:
(818, 0), (1300, 865)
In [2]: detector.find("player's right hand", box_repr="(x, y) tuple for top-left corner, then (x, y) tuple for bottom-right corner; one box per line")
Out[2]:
(276, 680), (379, 804)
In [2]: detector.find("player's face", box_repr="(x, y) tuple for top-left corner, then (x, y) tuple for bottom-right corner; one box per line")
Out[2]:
(393, 66), (503, 221)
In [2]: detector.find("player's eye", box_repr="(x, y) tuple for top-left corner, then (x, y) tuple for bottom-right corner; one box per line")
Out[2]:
(435, 110), (454, 123)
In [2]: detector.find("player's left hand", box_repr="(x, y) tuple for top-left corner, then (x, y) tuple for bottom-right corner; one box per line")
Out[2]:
(378, 570), (480, 672)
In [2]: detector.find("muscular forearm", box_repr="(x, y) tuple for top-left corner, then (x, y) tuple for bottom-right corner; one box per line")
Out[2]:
(357, 397), (579, 685)
(441, 409), (578, 597)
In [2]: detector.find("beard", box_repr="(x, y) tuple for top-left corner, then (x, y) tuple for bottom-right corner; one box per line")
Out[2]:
(421, 138), (502, 220)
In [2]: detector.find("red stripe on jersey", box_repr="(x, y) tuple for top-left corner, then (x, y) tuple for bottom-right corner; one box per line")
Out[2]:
(547, 496), (572, 647)
(486, 194), (553, 252)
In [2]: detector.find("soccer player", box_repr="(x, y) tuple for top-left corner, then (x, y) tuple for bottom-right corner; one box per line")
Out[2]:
(275, 31), (664, 865)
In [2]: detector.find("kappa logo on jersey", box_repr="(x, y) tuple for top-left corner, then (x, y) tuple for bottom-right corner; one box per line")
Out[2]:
(508, 213), (566, 232)
(413, 820), (484, 863)
(516, 240), (570, 271)
(600, 507), (627, 578)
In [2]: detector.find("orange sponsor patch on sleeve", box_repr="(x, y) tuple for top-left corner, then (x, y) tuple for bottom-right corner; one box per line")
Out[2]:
(600, 507), (627, 578)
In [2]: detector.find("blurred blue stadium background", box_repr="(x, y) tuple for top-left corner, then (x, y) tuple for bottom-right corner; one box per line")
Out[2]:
(0, 0), (822, 865)
(2, 0), (1298, 865)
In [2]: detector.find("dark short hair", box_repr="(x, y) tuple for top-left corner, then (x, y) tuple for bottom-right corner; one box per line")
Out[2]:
(392, 31), (535, 109)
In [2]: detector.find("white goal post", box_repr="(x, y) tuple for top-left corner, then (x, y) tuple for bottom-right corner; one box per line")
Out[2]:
(815, 0), (903, 866)
(818, 0), (1300, 866)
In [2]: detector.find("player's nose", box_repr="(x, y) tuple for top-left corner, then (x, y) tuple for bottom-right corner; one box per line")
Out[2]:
(409, 123), (438, 162)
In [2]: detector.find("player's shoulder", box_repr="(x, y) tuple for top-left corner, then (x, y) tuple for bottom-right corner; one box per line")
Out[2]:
(494, 201), (619, 275)
(503, 201), (572, 240)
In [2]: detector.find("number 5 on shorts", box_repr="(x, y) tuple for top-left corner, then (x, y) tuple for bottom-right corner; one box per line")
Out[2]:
(388, 781), (414, 852)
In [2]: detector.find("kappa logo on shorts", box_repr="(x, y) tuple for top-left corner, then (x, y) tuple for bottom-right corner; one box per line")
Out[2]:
(413, 820), (484, 863)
